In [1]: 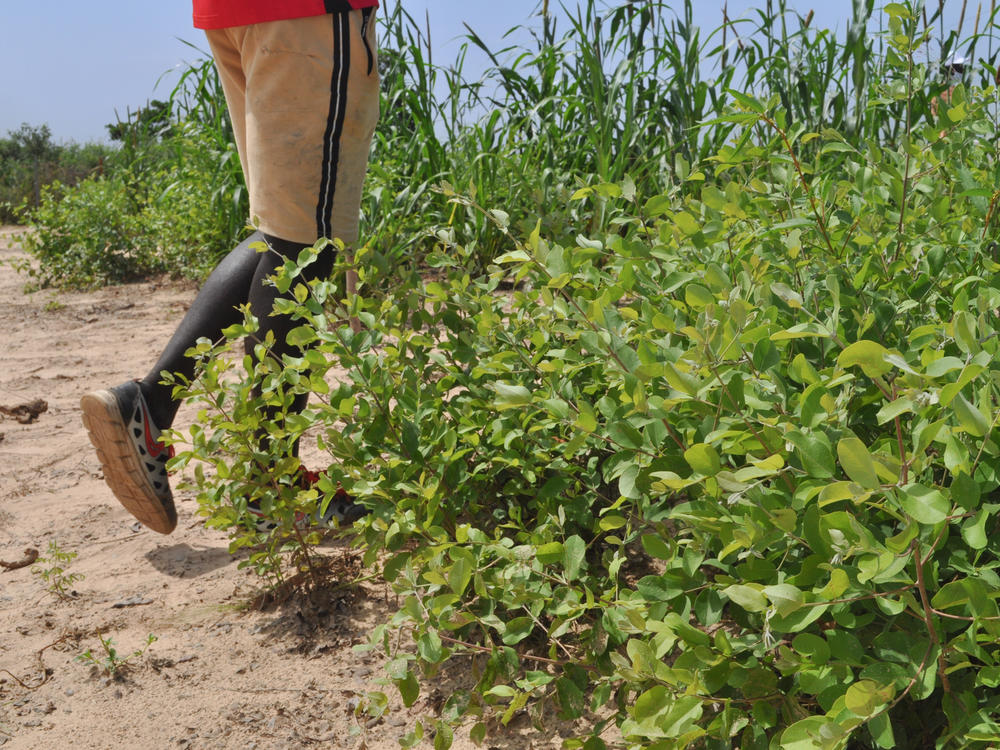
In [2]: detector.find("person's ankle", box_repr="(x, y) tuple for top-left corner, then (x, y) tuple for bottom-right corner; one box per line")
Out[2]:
(138, 379), (175, 430)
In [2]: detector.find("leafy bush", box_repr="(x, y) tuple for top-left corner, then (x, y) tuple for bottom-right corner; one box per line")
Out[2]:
(366, 0), (994, 274)
(171, 5), (1000, 745)
(23, 175), (163, 287)
(143, 127), (248, 279)
(23, 125), (245, 288)
(0, 123), (111, 223)
(22, 52), (247, 288)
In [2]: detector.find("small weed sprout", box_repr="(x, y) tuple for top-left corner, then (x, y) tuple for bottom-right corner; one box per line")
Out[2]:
(77, 633), (157, 678)
(31, 541), (84, 600)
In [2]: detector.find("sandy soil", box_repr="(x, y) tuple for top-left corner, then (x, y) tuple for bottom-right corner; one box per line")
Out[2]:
(0, 227), (569, 749)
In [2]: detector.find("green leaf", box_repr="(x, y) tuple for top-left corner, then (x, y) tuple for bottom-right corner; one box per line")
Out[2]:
(684, 443), (722, 476)
(868, 712), (896, 749)
(770, 322), (832, 341)
(641, 535), (672, 560)
(786, 431), (836, 478)
(501, 617), (534, 645)
(599, 514), (627, 531)
(434, 721), (454, 750)
(837, 437), (880, 489)
(660, 695), (704, 738)
(838, 340), (892, 378)
(844, 680), (891, 718)
(418, 629), (444, 663)
(953, 310), (979, 354)
(609, 421), (645, 450)
(485, 685), (517, 698)
(664, 362), (700, 395)
(556, 676), (586, 720)
(618, 463), (640, 499)
(885, 3), (912, 19)
(818, 569), (850, 600)
(791, 633), (830, 665)
(723, 584), (768, 613)
(685, 283), (714, 308)
(729, 89), (766, 113)
(286, 325), (317, 348)
(771, 282), (803, 308)
(674, 212), (701, 236)
(575, 401), (598, 432)
(564, 535), (587, 581)
(492, 383), (532, 410)
(536, 541), (564, 565)
(951, 392), (990, 437)
(951, 473), (981, 511)
(899, 484), (950, 524)
(495, 249), (530, 264)
(448, 549), (474, 596)
(764, 584), (804, 616)
(961, 509), (989, 550)
(469, 723), (487, 744)
(931, 580), (971, 610)
(877, 397), (914, 425)
(779, 716), (846, 750)
(396, 670), (420, 707)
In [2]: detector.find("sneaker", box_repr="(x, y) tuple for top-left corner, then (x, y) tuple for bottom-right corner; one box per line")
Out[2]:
(248, 473), (367, 533)
(80, 381), (177, 534)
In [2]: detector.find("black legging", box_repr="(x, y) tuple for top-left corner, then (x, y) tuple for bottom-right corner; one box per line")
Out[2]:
(140, 231), (334, 430)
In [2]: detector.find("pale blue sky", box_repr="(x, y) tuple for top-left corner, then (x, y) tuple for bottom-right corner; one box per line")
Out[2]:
(1, 1), (979, 144)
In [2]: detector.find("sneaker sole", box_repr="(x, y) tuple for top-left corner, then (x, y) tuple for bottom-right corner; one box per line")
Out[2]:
(81, 390), (177, 534)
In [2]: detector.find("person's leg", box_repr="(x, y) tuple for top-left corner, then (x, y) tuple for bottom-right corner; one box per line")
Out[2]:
(139, 231), (266, 430)
(233, 9), (379, 421)
(138, 230), (334, 432)
(243, 235), (336, 415)
(82, 11), (379, 534)
(79, 25), (258, 535)
(79, 230), (311, 536)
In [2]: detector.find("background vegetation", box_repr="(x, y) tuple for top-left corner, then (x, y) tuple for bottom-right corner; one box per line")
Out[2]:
(18, 0), (1000, 747)
(0, 123), (111, 224)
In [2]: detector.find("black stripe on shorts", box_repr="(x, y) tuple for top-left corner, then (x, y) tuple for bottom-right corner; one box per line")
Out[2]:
(316, 12), (351, 239)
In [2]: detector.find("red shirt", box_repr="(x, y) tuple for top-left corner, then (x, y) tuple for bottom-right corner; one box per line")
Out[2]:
(193, 0), (378, 30)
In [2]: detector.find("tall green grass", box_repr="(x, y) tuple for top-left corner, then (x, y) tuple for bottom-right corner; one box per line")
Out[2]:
(368, 0), (1000, 271)
(22, 0), (1000, 285)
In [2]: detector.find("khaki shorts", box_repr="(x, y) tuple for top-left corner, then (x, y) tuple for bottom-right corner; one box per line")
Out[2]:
(205, 10), (379, 245)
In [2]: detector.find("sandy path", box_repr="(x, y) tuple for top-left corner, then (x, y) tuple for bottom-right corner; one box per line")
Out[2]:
(0, 228), (564, 749)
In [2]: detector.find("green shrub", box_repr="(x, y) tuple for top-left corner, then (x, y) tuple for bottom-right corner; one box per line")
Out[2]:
(170, 7), (1000, 743)
(144, 127), (247, 279)
(0, 124), (111, 223)
(23, 175), (162, 288)
(24, 126), (246, 288)
(22, 54), (247, 288)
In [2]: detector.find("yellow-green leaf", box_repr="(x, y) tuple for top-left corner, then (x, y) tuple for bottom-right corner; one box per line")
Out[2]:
(723, 584), (767, 612)
(839, 340), (892, 378)
(951, 393), (990, 437)
(837, 437), (880, 489)
(685, 443), (722, 476)
(900, 483), (950, 524)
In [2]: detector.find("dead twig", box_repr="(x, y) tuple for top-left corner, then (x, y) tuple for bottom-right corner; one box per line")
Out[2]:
(0, 399), (48, 424)
(1, 548), (39, 572)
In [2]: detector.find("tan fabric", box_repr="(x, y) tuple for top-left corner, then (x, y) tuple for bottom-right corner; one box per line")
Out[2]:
(205, 10), (379, 245)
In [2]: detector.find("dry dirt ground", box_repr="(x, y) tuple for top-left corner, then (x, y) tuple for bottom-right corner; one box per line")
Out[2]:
(0, 227), (575, 750)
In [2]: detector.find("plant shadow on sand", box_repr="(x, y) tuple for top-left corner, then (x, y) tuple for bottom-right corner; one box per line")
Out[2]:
(143, 542), (236, 578)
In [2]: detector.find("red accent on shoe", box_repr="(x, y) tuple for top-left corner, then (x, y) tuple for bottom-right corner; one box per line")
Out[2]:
(140, 398), (166, 458)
